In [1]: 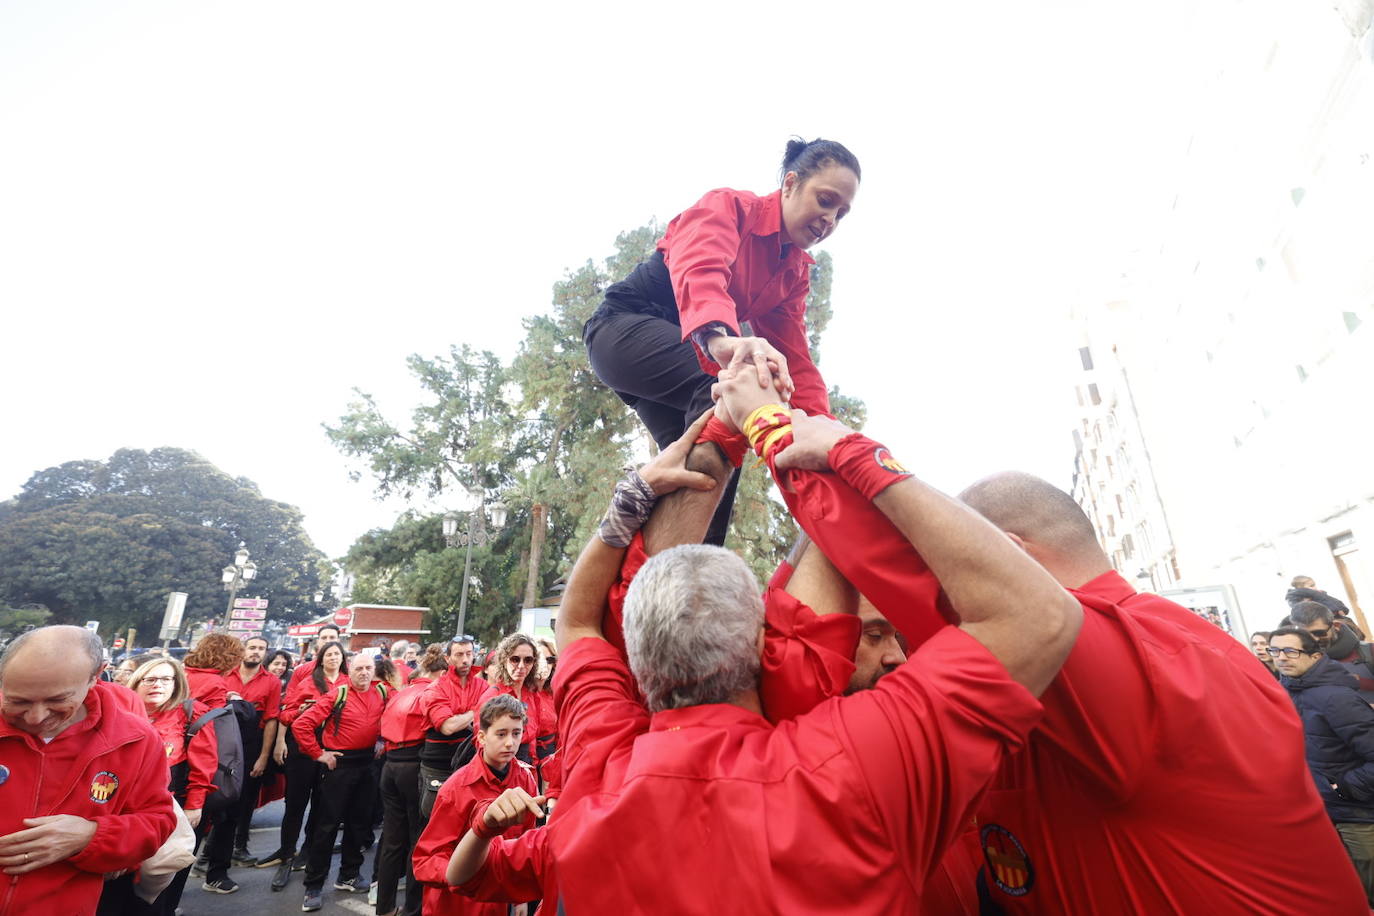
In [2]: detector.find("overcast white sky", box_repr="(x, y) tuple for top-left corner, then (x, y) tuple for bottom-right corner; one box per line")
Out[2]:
(1, 1), (1246, 558)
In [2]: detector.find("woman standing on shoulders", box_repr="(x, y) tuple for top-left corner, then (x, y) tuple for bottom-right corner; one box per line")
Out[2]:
(583, 137), (860, 542)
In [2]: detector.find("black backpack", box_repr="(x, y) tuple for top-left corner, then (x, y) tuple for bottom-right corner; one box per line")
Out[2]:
(183, 698), (245, 817)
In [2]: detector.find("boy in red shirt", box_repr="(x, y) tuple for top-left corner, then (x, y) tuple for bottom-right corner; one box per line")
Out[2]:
(413, 694), (541, 915)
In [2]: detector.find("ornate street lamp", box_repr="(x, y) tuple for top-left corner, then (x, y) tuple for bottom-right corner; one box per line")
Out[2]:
(222, 545), (258, 618)
(444, 501), (508, 638)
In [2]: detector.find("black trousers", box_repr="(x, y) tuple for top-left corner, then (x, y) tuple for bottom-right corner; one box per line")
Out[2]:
(584, 308), (739, 545)
(232, 727), (267, 849)
(281, 731), (323, 857)
(375, 757), (423, 916)
(304, 756), (373, 890)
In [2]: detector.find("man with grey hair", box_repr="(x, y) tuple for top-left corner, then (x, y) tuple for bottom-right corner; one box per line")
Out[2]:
(442, 384), (1082, 911)
(0, 625), (177, 913)
(1292, 599), (1374, 704)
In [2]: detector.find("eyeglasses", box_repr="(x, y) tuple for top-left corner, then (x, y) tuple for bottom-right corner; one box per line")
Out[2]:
(1266, 647), (1312, 658)
(509, 656), (536, 666)
(1306, 628), (1330, 639)
(140, 676), (176, 686)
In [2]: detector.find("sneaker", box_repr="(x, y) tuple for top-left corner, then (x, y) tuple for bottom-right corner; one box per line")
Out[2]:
(231, 847), (258, 867)
(302, 890), (322, 912)
(368, 883), (378, 906)
(271, 862), (292, 891)
(291, 853), (307, 872)
(201, 877), (239, 894)
(256, 849), (291, 868)
(190, 855), (208, 878)
(334, 875), (370, 893)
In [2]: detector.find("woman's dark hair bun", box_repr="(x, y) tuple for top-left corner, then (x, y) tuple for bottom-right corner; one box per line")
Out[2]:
(779, 137), (861, 186)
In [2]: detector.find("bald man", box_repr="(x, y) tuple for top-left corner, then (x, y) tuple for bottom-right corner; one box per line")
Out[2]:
(0, 625), (177, 914)
(950, 472), (1367, 914)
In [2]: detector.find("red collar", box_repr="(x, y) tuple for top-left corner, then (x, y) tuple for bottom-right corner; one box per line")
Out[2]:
(1074, 569), (1138, 605)
(649, 702), (769, 733)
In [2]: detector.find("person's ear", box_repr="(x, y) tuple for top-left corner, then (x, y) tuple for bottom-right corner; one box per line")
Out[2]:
(782, 170), (799, 197)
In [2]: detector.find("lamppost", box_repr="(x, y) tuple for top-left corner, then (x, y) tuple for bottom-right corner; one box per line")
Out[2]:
(444, 501), (508, 638)
(221, 546), (258, 619)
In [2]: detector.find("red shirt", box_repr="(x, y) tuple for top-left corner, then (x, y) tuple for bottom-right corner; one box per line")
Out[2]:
(292, 681), (388, 757)
(658, 187), (828, 415)
(280, 668), (344, 726)
(969, 571), (1367, 914)
(184, 666), (229, 708)
(0, 684), (177, 915)
(224, 665), (282, 727)
(487, 630), (1039, 913)
(381, 679), (435, 752)
(412, 754), (540, 915)
(423, 666), (489, 742)
(148, 700), (218, 811)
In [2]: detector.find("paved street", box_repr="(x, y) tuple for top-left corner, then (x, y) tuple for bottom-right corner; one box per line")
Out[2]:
(178, 800), (382, 916)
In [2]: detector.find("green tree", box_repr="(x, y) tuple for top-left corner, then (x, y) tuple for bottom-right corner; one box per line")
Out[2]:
(0, 448), (328, 640)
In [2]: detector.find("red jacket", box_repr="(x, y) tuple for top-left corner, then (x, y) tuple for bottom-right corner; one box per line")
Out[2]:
(147, 700), (218, 811)
(292, 682), (387, 758)
(967, 571), (1367, 914)
(422, 666), (488, 747)
(0, 683), (177, 915)
(280, 669), (344, 727)
(184, 666), (229, 708)
(482, 631), (1038, 914)
(413, 753), (539, 915)
(658, 187), (828, 415)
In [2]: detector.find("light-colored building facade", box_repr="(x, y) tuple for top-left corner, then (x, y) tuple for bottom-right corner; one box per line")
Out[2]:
(1071, 2), (1374, 636)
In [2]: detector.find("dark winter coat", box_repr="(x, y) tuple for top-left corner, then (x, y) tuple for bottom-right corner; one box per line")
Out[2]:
(1286, 587), (1352, 616)
(1282, 655), (1374, 823)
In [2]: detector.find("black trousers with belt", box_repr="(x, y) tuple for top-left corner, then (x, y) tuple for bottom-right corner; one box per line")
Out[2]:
(375, 751), (423, 916)
(303, 750), (374, 891)
(280, 730), (323, 858)
(584, 253), (740, 545)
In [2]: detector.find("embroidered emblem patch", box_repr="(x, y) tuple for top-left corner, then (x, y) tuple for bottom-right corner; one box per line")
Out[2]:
(873, 447), (910, 476)
(90, 771), (120, 804)
(981, 823), (1034, 896)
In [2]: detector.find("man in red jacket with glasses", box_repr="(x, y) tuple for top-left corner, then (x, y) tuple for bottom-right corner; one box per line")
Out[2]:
(0, 625), (177, 915)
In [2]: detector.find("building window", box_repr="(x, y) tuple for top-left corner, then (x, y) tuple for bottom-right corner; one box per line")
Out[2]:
(1122, 533), (1135, 558)
(1075, 387), (1085, 407)
(1345, 311), (1363, 333)
(1116, 494), (1125, 516)
(1079, 347), (1094, 371)
(1088, 384), (1102, 406)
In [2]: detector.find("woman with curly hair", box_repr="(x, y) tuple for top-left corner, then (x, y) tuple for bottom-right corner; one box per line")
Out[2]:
(474, 634), (541, 764)
(183, 633), (244, 707)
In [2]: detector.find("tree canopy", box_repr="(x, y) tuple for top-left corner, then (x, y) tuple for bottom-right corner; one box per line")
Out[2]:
(0, 448), (329, 641)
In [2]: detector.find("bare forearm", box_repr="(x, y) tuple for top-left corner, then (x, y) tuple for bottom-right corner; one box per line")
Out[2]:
(259, 721), (278, 762)
(873, 477), (1081, 693)
(555, 536), (626, 648)
(446, 831), (490, 886)
(440, 711), (474, 736)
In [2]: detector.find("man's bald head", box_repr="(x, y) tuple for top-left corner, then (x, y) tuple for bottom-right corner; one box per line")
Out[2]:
(958, 471), (1109, 588)
(0, 625), (104, 738)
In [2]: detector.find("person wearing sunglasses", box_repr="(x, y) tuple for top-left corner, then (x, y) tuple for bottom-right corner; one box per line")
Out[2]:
(1292, 600), (1374, 705)
(474, 636), (542, 765)
(1272, 625), (1374, 904)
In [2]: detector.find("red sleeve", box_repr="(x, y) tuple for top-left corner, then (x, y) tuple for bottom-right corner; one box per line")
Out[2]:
(291, 689), (334, 759)
(455, 828), (552, 904)
(823, 627), (1041, 880)
(760, 586), (860, 722)
(68, 719), (177, 874)
(280, 678), (312, 726)
(1031, 590), (1156, 795)
(601, 531), (650, 662)
(766, 441), (954, 652)
(749, 283), (829, 416)
(412, 778), (477, 887)
(551, 639), (649, 780)
(661, 188), (754, 339)
(473, 684), (499, 726)
(261, 677), (282, 724)
(184, 707), (219, 811)
(424, 677), (467, 730)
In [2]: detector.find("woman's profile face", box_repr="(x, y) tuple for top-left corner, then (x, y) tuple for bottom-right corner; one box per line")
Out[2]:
(780, 163), (859, 251)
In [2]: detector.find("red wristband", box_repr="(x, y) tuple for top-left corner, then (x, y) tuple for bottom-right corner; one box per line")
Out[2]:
(828, 433), (912, 501)
(695, 415), (750, 468)
(470, 801), (500, 840)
